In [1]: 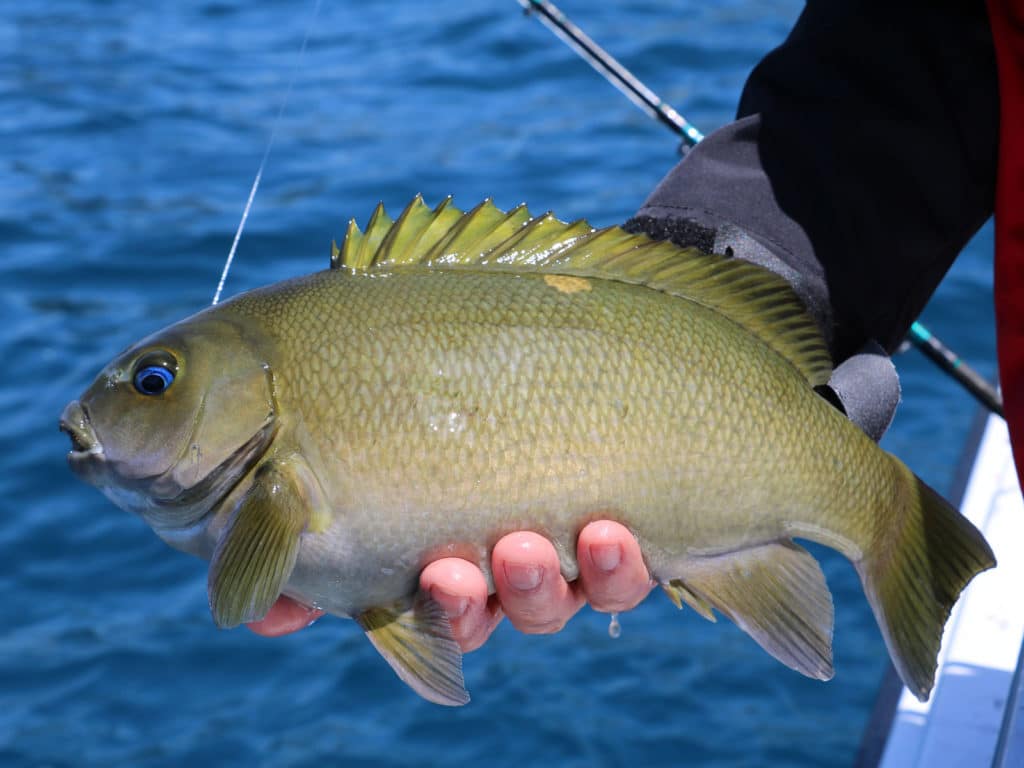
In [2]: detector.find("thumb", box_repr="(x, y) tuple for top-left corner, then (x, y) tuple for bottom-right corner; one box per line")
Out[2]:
(817, 340), (901, 442)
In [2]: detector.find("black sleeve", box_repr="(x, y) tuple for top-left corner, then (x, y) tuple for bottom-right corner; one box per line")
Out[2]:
(625, 0), (997, 363)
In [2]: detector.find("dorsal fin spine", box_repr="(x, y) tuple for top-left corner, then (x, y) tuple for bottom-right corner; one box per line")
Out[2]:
(347, 202), (392, 270)
(333, 219), (361, 269)
(376, 194), (428, 264)
(419, 198), (498, 263)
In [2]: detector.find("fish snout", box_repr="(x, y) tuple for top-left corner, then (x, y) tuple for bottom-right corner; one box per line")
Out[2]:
(60, 400), (104, 477)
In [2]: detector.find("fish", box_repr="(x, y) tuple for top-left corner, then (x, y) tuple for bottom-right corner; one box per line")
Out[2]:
(60, 195), (995, 706)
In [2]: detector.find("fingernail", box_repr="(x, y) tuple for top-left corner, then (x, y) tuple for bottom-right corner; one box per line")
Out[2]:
(445, 597), (470, 619)
(504, 562), (543, 591)
(431, 589), (470, 619)
(589, 542), (622, 572)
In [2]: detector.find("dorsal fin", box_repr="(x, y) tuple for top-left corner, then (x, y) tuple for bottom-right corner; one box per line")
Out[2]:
(333, 197), (832, 385)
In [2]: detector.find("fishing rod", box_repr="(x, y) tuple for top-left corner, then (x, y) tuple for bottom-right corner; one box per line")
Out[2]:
(519, 0), (1005, 419)
(908, 322), (1003, 417)
(516, 0), (702, 148)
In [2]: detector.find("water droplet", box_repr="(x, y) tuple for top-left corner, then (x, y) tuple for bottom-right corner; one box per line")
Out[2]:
(608, 612), (621, 639)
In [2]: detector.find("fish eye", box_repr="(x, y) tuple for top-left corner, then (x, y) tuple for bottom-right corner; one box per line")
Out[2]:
(132, 351), (178, 396)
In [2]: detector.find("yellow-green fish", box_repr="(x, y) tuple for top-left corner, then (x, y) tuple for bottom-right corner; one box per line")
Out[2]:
(60, 196), (995, 706)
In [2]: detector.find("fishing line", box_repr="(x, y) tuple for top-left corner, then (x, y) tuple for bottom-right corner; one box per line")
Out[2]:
(519, 0), (1004, 417)
(213, 0), (324, 306)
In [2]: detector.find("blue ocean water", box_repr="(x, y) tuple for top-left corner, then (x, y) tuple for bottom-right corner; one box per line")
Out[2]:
(1, 2), (997, 766)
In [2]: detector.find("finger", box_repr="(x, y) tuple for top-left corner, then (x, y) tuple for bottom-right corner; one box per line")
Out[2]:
(245, 595), (325, 637)
(492, 531), (584, 633)
(420, 557), (503, 653)
(577, 520), (654, 612)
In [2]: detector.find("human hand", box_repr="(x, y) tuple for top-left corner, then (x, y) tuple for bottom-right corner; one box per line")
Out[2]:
(245, 520), (653, 651)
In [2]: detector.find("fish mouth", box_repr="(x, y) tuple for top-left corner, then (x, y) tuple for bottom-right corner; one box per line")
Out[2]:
(60, 400), (104, 466)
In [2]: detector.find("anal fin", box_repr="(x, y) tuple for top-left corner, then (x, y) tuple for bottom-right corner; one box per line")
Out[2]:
(661, 580), (715, 621)
(664, 540), (834, 680)
(358, 592), (469, 706)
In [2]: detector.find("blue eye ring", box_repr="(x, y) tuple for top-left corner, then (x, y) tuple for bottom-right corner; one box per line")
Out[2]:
(132, 351), (178, 396)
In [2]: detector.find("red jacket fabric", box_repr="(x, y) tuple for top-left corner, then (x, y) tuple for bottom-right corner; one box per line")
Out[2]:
(989, 1), (1024, 482)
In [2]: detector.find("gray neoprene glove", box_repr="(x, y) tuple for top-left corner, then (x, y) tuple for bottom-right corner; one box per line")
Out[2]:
(624, 124), (901, 443)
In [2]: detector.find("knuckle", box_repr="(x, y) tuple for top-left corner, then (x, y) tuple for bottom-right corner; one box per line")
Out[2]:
(509, 613), (567, 634)
(503, 595), (573, 634)
(586, 581), (650, 613)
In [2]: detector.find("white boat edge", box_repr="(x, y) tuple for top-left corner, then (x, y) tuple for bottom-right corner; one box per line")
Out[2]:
(860, 412), (1024, 767)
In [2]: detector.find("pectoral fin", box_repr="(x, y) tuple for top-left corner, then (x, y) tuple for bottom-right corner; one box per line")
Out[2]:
(358, 592), (469, 706)
(664, 540), (834, 680)
(208, 460), (310, 628)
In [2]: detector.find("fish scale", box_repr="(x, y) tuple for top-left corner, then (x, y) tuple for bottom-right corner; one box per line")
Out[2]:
(62, 197), (995, 706)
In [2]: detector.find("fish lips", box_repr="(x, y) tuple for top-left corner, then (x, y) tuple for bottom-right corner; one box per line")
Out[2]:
(60, 400), (106, 483)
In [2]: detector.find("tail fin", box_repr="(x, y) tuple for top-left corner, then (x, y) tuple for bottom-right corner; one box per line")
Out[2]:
(856, 460), (996, 702)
